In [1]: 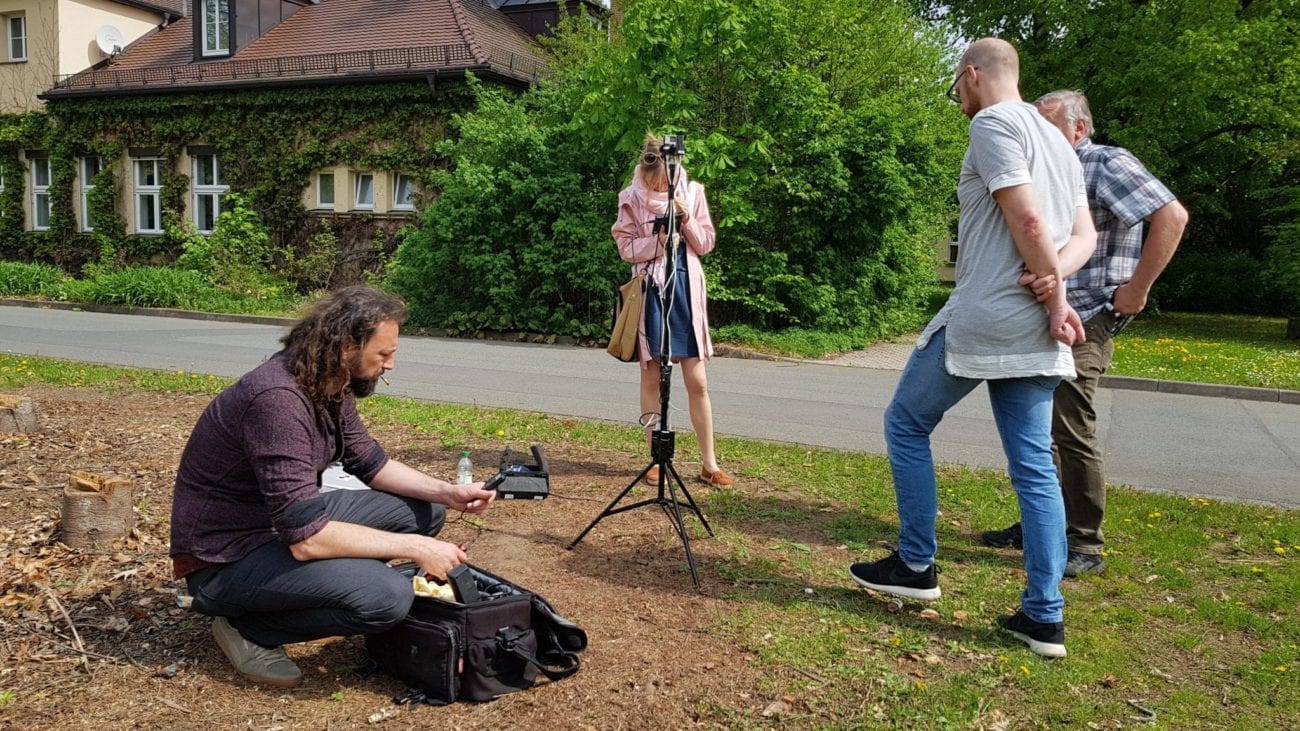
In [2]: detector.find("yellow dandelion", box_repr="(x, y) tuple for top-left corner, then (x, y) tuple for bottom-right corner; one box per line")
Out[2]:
(915, 681), (928, 690)
(1176, 567), (1185, 574)
(1149, 512), (1161, 518)
(1276, 665), (1289, 673)
(1019, 665), (1031, 676)
(496, 429), (506, 437)
(1251, 567), (1264, 574)
(890, 636), (901, 646)
(997, 655), (1008, 664)
(1275, 547), (1286, 556)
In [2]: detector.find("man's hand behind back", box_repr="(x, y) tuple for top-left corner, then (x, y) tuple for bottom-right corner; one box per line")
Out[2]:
(1110, 281), (1149, 316)
(1049, 303), (1086, 346)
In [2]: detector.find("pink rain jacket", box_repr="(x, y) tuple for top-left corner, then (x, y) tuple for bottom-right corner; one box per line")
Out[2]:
(611, 167), (717, 367)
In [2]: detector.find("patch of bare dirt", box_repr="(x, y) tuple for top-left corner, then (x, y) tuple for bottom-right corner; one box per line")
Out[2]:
(0, 385), (777, 730)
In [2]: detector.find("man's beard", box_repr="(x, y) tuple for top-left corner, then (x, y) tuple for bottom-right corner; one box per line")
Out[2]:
(350, 375), (380, 398)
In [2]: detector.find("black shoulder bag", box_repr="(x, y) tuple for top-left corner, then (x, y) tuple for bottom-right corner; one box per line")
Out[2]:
(366, 563), (586, 705)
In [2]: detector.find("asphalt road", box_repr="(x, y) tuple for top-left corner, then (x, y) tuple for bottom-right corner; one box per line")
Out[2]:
(2, 304), (1297, 507)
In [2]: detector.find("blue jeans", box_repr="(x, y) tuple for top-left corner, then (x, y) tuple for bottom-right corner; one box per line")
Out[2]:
(883, 327), (1066, 623)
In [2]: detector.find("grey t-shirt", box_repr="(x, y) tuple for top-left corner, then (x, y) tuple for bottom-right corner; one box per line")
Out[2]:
(920, 101), (1087, 379)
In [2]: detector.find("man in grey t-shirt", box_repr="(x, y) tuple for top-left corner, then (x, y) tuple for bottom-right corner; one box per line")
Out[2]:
(849, 38), (1097, 658)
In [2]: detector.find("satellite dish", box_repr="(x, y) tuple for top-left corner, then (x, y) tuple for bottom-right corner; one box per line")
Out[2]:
(95, 25), (124, 57)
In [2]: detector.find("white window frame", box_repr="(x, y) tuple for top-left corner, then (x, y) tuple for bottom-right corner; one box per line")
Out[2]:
(392, 173), (415, 211)
(316, 172), (335, 210)
(133, 158), (163, 234)
(7, 15), (26, 63)
(353, 172), (374, 210)
(30, 157), (50, 232)
(200, 0), (230, 57)
(80, 157), (103, 232)
(191, 154), (228, 234)
(0, 166), (5, 218)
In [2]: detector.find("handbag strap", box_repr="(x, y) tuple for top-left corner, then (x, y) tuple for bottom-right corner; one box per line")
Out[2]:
(496, 628), (581, 681)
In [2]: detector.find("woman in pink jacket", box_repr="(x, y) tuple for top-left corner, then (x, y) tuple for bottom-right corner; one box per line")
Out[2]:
(612, 135), (733, 487)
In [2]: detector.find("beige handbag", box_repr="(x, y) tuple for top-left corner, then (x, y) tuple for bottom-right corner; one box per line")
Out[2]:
(606, 274), (645, 362)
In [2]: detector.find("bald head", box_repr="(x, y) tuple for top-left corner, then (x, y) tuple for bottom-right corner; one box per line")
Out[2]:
(960, 38), (1020, 84)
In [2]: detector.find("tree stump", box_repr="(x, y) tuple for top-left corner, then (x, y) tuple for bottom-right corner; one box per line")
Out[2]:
(61, 472), (135, 551)
(0, 395), (39, 433)
(1287, 316), (1299, 340)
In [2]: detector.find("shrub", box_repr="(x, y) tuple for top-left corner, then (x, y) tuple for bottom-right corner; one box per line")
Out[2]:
(177, 192), (275, 291)
(75, 266), (207, 309)
(0, 261), (67, 297)
(1150, 252), (1297, 315)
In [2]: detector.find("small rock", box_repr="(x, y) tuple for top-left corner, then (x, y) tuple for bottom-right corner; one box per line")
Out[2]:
(761, 700), (791, 718)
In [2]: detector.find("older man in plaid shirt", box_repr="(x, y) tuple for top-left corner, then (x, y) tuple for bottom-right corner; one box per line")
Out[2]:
(982, 90), (1189, 576)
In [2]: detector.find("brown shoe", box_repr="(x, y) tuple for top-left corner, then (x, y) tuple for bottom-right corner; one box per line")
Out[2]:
(212, 616), (303, 688)
(699, 468), (734, 487)
(642, 466), (660, 485)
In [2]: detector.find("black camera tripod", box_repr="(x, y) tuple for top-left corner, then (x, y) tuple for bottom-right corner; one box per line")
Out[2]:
(569, 135), (714, 587)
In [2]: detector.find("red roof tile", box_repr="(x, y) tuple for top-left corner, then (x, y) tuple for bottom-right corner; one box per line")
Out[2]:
(48, 0), (547, 96)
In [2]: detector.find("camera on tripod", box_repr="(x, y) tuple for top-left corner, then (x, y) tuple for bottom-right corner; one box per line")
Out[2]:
(660, 133), (686, 157)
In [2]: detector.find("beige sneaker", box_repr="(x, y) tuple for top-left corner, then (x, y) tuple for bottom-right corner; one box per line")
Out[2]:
(211, 616), (303, 688)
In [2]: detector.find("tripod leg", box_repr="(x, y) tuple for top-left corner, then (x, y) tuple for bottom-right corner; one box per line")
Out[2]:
(664, 465), (714, 537)
(659, 462), (702, 587)
(568, 465), (652, 549)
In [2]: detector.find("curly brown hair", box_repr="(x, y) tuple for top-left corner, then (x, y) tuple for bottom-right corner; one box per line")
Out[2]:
(280, 286), (408, 403)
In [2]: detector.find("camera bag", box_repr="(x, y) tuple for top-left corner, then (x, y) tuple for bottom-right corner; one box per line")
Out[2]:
(366, 563), (586, 706)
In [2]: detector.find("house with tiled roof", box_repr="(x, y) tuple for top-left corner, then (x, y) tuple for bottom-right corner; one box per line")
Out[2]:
(1, 0), (601, 286)
(0, 0), (182, 114)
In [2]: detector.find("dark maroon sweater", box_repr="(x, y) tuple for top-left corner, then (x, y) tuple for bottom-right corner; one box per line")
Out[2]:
(169, 352), (388, 578)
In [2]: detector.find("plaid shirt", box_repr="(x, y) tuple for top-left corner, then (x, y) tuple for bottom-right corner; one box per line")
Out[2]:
(1065, 139), (1176, 321)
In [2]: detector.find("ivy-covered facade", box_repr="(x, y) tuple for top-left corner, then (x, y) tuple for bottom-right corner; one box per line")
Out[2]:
(0, 0), (585, 284)
(1, 84), (479, 277)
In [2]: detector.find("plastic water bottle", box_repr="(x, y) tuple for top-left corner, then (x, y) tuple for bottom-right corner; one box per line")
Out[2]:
(456, 451), (473, 484)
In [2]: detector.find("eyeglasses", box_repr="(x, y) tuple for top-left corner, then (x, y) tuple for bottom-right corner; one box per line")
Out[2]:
(641, 152), (660, 166)
(946, 66), (976, 103)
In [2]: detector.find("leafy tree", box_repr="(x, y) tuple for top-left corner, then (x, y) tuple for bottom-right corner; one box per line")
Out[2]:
(390, 0), (966, 339)
(915, 0), (1300, 313)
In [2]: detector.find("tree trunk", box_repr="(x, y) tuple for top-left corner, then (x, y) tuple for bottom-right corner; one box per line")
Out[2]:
(1287, 316), (1300, 340)
(0, 395), (39, 433)
(61, 472), (135, 551)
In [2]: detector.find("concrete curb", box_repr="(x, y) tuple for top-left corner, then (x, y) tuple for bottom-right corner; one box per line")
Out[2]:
(0, 297), (295, 327)
(1100, 374), (1300, 404)
(4, 297), (1297, 404)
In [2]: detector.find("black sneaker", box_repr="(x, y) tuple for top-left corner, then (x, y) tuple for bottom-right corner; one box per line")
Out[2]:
(849, 551), (940, 601)
(981, 522), (1023, 549)
(1063, 551), (1104, 577)
(997, 609), (1066, 658)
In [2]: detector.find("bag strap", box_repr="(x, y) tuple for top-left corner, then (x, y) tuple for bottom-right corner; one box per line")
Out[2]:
(496, 628), (581, 681)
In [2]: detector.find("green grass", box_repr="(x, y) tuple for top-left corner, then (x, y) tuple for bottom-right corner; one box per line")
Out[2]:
(3, 353), (1296, 728)
(1110, 312), (1300, 390)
